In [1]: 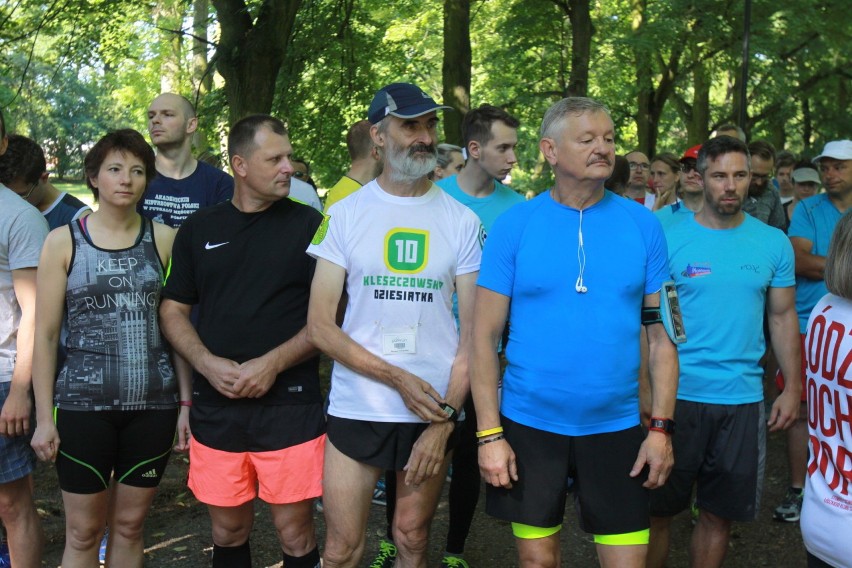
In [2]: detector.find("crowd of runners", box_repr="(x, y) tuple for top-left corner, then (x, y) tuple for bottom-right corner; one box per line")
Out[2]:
(0, 82), (850, 568)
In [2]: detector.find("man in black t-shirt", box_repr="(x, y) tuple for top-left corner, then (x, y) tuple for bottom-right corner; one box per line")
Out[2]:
(160, 115), (323, 568)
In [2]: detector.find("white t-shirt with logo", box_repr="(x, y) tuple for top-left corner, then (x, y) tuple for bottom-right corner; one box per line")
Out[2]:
(801, 293), (852, 567)
(307, 180), (482, 422)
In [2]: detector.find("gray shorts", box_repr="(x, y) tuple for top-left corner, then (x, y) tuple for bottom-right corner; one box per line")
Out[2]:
(0, 382), (36, 484)
(649, 399), (765, 522)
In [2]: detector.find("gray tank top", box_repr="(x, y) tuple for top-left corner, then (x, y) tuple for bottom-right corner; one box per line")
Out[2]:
(56, 217), (177, 410)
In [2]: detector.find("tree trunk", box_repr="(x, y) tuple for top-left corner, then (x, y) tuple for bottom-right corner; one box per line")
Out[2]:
(157, 0), (184, 93)
(566, 0), (592, 97)
(689, 60), (710, 146)
(192, 0), (212, 96)
(212, 0), (302, 124)
(441, 0), (471, 146)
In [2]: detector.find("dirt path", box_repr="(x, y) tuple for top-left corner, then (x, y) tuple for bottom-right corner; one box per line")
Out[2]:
(35, 425), (807, 567)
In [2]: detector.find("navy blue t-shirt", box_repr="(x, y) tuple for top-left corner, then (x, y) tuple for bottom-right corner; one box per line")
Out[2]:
(139, 161), (233, 228)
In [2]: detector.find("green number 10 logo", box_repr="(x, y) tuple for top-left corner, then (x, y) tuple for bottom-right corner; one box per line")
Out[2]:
(385, 229), (429, 273)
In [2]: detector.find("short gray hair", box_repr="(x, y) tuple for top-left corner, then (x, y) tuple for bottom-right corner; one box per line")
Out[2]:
(540, 97), (611, 141)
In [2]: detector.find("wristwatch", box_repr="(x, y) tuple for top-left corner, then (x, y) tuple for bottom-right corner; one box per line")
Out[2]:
(649, 417), (676, 435)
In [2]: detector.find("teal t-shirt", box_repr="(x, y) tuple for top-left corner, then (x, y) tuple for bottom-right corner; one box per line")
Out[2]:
(788, 194), (843, 333)
(664, 215), (795, 404)
(655, 201), (693, 231)
(436, 175), (523, 233)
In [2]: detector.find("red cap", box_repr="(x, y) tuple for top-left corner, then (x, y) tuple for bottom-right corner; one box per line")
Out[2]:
(680, 144), (702, 161)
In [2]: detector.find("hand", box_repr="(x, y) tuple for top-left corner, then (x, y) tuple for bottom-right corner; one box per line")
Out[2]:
(403, 422), (454, 486)
(767, 390), (800, 432)
(31, 422), (60, 462)
(233, 355), (277, 398)
(199, 354), (241, 399)
(0, 384), (32, 437)
(478, 437), (518, 489)
(174, 406), (192, 452)
(394, 371), (449, 423)
(631, 431), (673, 489)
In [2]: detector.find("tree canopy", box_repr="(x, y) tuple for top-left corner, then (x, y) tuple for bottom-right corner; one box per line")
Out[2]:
(1, 0), (849, 191)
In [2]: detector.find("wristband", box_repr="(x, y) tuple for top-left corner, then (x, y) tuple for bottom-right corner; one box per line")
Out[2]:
(476, 426), (504, 438)
(477, 434), (505, 446)
(649, 417), (675, 435)
(440, 402), (459, 422)
(179, 400), (192, 407)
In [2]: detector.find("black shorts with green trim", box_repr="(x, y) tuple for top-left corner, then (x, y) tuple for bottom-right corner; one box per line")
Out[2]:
(649, 399), (765, 522)
(55, 408), (177, 494)
(485, 416), (650, 535)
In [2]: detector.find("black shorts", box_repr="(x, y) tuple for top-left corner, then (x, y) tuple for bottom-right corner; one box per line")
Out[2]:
(649, 400), (765, 522)
(190, 401), (325, 453)
(327, 415), (461, 471)
(485, 416), (649, 535)
(55, 408), (177, 494)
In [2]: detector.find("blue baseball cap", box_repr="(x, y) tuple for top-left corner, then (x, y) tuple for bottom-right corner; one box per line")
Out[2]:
(367, 83), (451, 125)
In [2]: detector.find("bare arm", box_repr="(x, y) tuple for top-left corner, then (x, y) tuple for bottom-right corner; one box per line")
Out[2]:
(766, 286), (801, 432)
(30, 230), (71, 459)
(305, 258), (447, 422)
(0, 267), (38, 438)
(469, 286), (517, 488)
(790, 237), (825, 281)
(404, 271), (478, 485)
(630, 292), (679, 489)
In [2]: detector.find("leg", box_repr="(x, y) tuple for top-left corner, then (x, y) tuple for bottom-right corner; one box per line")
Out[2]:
(646, 516), (672, 568)
(392, 455), (451, 568)
(208, 501), (254, 547)
(786, 401), (809, 489)
(0, 476), (44, 568)
(322, 439), (382, 568)
(445, 403), (480, 556)
(689, 509), (731, 568)
(269, 500), (317, 556)
(104, 483), (158, 568)
(596, 543), (647, 568)
(60, 489), (110, 568)
(515, 532), (561, 568)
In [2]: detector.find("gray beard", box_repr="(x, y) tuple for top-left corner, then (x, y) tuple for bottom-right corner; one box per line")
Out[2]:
(385, 146), (437, 184)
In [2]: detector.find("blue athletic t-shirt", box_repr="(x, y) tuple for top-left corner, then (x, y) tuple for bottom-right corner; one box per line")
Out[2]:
(436, 175), (523, 233)
(788, 194), (843, 333)
(654, 201), (693, 231)
(478, 190), (668, 436)
(664, 215), (795, 404)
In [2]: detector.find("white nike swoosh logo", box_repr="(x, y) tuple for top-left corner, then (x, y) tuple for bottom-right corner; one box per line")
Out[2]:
(205, 242), (229, 250)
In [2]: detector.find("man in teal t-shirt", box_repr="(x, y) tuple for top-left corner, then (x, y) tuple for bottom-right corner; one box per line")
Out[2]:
(648, 135), (802, 568)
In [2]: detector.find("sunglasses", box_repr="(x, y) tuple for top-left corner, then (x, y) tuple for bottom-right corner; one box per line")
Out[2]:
(680, 162), (698, 174)
(293, 171), (305, 178)
(628, 162), (649, 172)
(15, 181), (39, 202)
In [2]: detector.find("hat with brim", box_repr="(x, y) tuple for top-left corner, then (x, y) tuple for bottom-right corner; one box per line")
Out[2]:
(792, 167), (821, 185)
(812, 140), (852, 163)
(368, 83), (452, 125)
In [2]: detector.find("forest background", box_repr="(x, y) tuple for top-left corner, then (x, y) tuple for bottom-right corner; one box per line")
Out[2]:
(1, 0), (849, 195)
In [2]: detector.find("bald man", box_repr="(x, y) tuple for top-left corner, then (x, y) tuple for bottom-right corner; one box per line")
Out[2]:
(140, 93), (234, 227)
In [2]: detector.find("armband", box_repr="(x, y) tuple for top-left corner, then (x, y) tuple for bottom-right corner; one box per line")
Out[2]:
(641, 281), (686, 344)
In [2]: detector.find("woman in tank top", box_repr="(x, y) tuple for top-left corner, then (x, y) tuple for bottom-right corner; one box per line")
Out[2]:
(30, 129), (191, 567)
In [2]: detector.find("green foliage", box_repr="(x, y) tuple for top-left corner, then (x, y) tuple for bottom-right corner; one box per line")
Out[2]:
(1, 0), (848, 191)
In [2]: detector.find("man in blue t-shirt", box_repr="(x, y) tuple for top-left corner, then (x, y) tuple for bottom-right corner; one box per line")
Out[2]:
(140, 93), (233, 228)
(436, 104), (523, 232)
(0, 135), (91, 229)
(773, 139), (852, 523)
(647, 135), (802, 568)
(472, 97), (678, 568)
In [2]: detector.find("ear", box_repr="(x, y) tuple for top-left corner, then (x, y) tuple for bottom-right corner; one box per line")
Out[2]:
(88, 175), (99, 189)
(0, 136), (7, 156)
(539, 138), (558, 166)
(231, 155), (247, 178)
(370, 125), (383, 148)
(185, 116), (199, 135)
(40, 171), (50, 183)
(467, 140), (481, 161)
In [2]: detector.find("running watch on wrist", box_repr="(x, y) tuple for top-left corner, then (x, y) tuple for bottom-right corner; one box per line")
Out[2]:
(649, 418), (676, 435)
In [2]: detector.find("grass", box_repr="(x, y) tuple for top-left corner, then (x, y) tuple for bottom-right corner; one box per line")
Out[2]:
(53, 179), (95, 207)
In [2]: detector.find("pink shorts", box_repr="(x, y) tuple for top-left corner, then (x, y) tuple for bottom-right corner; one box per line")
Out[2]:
(775, 333), (807, 403)
(188, 434), (325, 507)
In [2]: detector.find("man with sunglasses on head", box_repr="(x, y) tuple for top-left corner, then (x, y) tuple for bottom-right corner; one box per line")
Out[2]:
(654, 145), (704, 230)
(0, 135), (90, 230)
(743, 140), (786, 231)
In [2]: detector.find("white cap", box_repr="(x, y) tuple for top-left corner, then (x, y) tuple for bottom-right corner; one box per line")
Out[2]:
(813, 140), (852, 163)
(792, 168), (821, 185)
